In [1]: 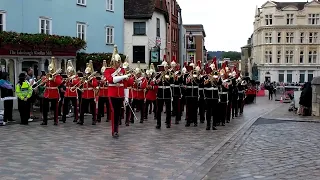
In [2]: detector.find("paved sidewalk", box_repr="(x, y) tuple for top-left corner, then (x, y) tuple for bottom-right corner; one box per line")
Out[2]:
(0, 97), (278, 180)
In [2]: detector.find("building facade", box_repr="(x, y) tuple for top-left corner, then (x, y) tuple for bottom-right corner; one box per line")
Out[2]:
(0, 0), (124, 84)
(241, 36), (253, 77)
(184, 24), (206, 63)
(253, 0), (320, 83)
(124, 0), (168, 69)
(177, 5), (187, 66)
(166, 0), (179, 62)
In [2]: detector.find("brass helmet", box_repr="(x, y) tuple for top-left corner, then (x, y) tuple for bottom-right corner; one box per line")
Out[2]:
(149, 63), (155, 74)
(85, 60), (93, 74)
(171, 56), (177, 67)
(135, 61), (141, 74)
(220, 69), (226, 76)
(110, 45), (122, 67)
(101, 60), (107, 74)
(48, 56), (56, 74)
(66, 60), (75, 76)
(123, 55), (129, 69)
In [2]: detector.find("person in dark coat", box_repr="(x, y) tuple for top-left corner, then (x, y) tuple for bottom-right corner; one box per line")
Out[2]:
(0, 72), (14, 124)
(299, 82), (312, 116)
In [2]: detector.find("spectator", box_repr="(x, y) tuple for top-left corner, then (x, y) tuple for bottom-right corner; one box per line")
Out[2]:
(298, 82), (312, 116)
(0, 72), (14, 125)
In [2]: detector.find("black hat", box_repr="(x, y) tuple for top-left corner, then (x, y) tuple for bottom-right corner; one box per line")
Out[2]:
(19, 73), (26, 79)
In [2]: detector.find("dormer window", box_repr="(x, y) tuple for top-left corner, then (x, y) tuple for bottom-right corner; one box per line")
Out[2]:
(265, 14), (272, 25)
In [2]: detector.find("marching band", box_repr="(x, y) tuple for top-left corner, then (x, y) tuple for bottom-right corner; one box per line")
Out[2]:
(30, 45), (248, 138)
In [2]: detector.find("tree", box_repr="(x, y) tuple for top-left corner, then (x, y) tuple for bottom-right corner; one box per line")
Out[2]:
(207, 53), (213, 61)
(221, 51), (241, 60)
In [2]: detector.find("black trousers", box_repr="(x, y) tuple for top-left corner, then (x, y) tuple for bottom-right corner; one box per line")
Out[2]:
(172, 96), (181, 121)
(156, 98), (171, 126)
(186, 97), (198, 125)
(18, 99), (29, 125)
(269, 92), (273, 100)
(131, 99), (144, 122)
(144, 99), (156, 119)
(226, 101), (232, 122)
(3, 100), (13, 122)
(62, 97), (78, 121)
(110, 97), (123, 134)
(98, 96), (109, 121)
(206, 99), (218, 127)
(198, 98), (205, 122)
(43, 98), (59, 124)
(232, 100), (238, 118)
(80, 98), (96, 123)
(125, 98), (132, 124)
(218, 102), (227, 124)
(238, 98), (244, 114)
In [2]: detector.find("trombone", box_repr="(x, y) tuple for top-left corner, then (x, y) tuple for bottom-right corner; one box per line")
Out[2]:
(32, 69), (62, 90)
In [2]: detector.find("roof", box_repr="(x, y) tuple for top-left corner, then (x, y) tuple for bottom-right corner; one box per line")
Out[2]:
(183, 24), (206, 37)
(124, 0), (169, 22)
(271, 1), (307, 10)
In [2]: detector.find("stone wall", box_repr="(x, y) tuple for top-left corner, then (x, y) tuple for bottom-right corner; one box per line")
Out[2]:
(311, 77), (320, 116)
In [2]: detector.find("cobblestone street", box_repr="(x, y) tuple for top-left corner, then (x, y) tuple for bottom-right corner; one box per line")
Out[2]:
(0, 97), (278, 180)
(204, 106), (320, 180)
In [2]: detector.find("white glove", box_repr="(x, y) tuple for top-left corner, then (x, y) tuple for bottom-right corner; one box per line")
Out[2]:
(124, 89), (129, 105)
(113, 75), (129, 83)
(124, 97), (129, 105)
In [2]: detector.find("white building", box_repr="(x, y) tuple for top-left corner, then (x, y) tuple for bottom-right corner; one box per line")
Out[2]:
(124, 0), (169, 69)
(252, 0), (320, 83)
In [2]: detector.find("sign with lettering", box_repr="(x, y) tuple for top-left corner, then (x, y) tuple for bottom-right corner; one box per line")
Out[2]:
(9, 50), (53, 56)
(0, 46), (76, 56)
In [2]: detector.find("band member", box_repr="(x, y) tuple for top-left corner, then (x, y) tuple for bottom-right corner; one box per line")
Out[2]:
(238, 79), (247, 115)
(170, 57), (183, 124)
(184, 62), (200, 127)
(105, 45), (130, 137)
(181, 62), (188, 121)
(231, 68), (239, 118)
(155, 58), (173, 129)
(204, 58), (219, 130)
(79, 60), (98, 125)
(225, 64), (233, 123)
(41, 57), (63, 125)
(123, 56), (134, 126)
(144, 63), (157, 120)
(128, 61), (147, 123)
(218, 62), (229, 126)
(97, 60), (110, 123)
(196, 60), (205, 123)
(62, 60), (80, 123)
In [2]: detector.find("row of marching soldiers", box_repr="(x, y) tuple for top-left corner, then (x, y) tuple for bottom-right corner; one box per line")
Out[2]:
(34, 45), (247, 138)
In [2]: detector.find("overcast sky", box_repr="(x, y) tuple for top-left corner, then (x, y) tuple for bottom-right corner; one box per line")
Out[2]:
(178, 0), (304, 52)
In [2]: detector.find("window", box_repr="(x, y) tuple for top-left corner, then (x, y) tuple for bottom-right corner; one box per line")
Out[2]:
(300, 51), (304, 63)
(133, 22), (146, 35)
(287, 14), (293, 24)
(300, 32), (304, 43)
(265, 50), (272, 63)
(285, 50), (293, 63)
(132, 46), (145, 63)
(308, 71), (314, 82)
(265, 32), (272, 43)
(279, 70), (284, 82)
(309, 32), (318, 43)
(299, 70), (305, 83)
(77, 22), (86, 40)
(277, 50), (281, 63)
(286, 32), (294, 43)
(77, 0), (86, 6)
(0, 11), (6, 32)
(106, 26), (114, 44)
(39, 17), (52, 34)
(277, 32), (281, 43)
(308, 50), (317, 63)
(156, 18), (160, 37)
(265, 15), (272, 25)
(172, 1), (175, 15)
(308, 14), (319, 25)
(106, 0), (114, 11)
(287, 70), (292, 83)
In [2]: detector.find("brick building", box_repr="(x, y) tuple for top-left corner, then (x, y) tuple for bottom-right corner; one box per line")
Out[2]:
(184, 24), (206, 63)
(166, 0), (179, 62)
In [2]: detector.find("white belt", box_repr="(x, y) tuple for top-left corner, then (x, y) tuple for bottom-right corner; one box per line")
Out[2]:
(46, 87), (58, 90)
(109, 83), (124, 87)
(171, 85), (180, 87)
(1, 97), (17, 101)
(198, 88), (204, 90)
(100, 87), (108, 89)
(83, 88), (93, 90)
(204, 87), (218, 90)
(186, 86), (198, 88)
(238, 90), (244, 93)
(133, 89), (143, 91)
(158, 86), (171, 89)
(219, 92), (228, 94)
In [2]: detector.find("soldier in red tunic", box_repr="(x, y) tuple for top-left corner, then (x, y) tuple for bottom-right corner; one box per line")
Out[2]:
(97, 60), (110, 123)
(41, 57), (63, 126)
(104, 45), (130, 137)
(62, 60), (80, 123)
(127, 61), (147, 123)
(78, 60), (98, 125)
(123, 57), (134, 126)
(144, 63), (158, 119)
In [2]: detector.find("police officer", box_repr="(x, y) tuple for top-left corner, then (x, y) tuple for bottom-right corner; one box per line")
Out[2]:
(16, 73), (33, 125)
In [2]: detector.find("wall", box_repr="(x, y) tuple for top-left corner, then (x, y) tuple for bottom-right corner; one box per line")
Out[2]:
(124, 11), (167, 69)
(179, 25), (186, 65)
(0, 0), (124, 53)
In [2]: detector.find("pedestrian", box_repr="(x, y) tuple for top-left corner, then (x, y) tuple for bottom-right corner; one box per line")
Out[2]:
(268, 83), (273, 100)
(15, 73), (32, 125)
(0, 72), (14, 125)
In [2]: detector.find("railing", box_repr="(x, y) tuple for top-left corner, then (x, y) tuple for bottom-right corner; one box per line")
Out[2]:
(187, 44), (196, 50)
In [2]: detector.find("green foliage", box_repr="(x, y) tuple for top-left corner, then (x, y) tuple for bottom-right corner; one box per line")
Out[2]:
(0, 31), (86, 50)
(221, 51), (241, 61)
(76, 52), (126, 72)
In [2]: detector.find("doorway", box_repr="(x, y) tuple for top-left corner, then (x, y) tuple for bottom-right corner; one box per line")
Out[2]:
(22, 60), (38, 77)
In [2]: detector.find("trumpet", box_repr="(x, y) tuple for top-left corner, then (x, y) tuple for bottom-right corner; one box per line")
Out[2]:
(70, 71), (97, 91)
(32, 69), (62, 90)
